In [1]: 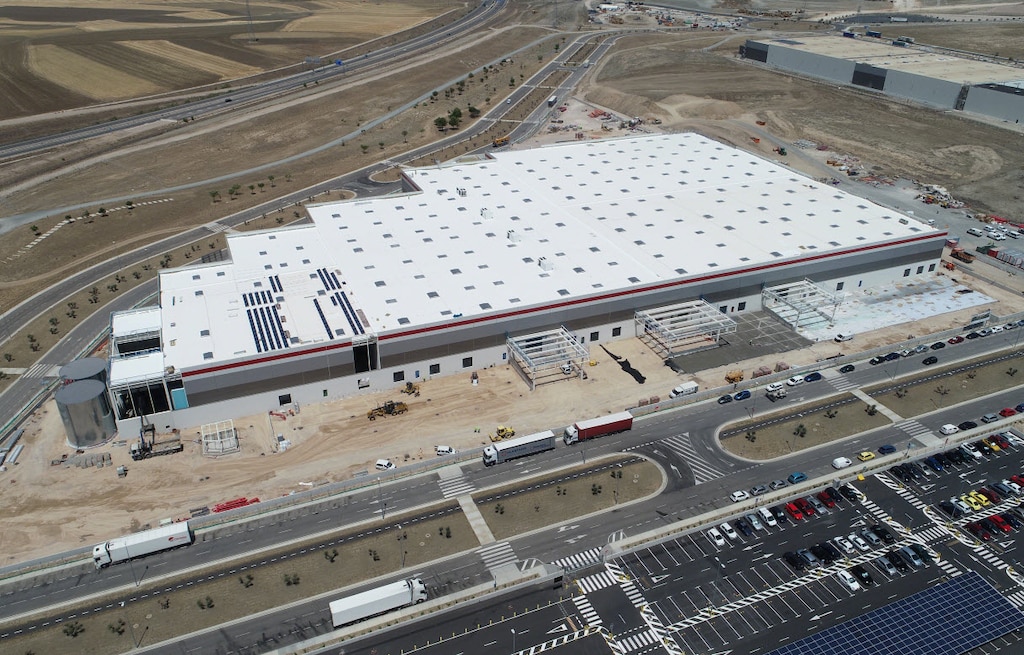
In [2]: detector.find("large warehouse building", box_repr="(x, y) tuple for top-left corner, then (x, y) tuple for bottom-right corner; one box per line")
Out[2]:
(107, 133), (946, 434)
(740, 35), (1024, 124)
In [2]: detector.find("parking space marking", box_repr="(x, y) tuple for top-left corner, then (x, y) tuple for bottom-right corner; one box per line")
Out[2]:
(660, 542), (682, 567)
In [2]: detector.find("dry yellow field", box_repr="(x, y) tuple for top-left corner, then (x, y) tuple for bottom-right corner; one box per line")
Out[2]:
(27, 43), (164, 100)
(122, 40), (262, 79)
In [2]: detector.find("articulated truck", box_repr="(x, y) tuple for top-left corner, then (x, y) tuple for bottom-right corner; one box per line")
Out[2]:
(563, 411), (633, 445)
(329, 578), (428, 628)
(483, 430), (557, 466)
(93, 521), (194, 569)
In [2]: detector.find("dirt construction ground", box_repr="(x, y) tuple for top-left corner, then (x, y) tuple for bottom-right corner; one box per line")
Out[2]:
(4, 0), (1024, 565)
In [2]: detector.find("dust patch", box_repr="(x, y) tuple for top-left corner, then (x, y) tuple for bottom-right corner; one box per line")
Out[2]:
(122, 40), (261, 78)
(929, 144), (1003, 182)
(656, 92), (745, 122)
(26, 43), (162, 100)
(284, 3), (434, 34)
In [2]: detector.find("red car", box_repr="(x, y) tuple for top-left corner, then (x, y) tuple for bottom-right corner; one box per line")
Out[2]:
(1010, 474), (1024, 487)
(948, 335), (965, 345)
(794, 497), (815, 517)
(966, 522), (992, 541)
(978, 487), (1001, 504)
(1000, 408), (1018, 417)
(785, 502), (804, 521)
(992, 434), (1012, 449)
(816, 491), (836, 509)
(990, 515), (1013, 533)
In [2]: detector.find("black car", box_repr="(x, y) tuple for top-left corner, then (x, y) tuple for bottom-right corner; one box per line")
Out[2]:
(838, 364), (855, 374)
(884, 352), (901, 361)
(735, 517), (754, 537)
(909, 543), (934, 564)
(818, 541), (842, 563)
(974, 439), (993, 456)
(966, 332), (982, 340)
(933, 452), (951, 468)
(850, 564), (875, 587)
(1002, 512), (1024, 530)
(869, 356), (886, 365)
(839, 484), (860, 502)
(718, 395), (733, 405)
(938, 501), (964, 518)
(872, 524), (896, 544)
(944, 449), (966, 465)
(922, 356), (938, 366)
(906, 462), (927, 479)
(930, 342), (946, 350)
(886, 549), (910, 572)
(890, 465), (911, 483)
(811, 544), (839, 565)
(783, 551), (806, 571)
(824, 486), (844, 504)
(770, 505), (789, 524)
(979, 518), (999, 534)
(879, 444), (897, 455)
(803, 372), (823, 383)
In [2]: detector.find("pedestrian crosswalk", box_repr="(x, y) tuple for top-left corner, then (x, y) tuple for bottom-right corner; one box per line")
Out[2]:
(661, 434), (725, 484)
(830, 374), (859, 392)
(896, 419), (932, 439)
(1006, 590), (1024, 608)
(606, 562), (646, 608)
(477, 542), (517, 569)
(572, 594), (603, 627)
(551, 546), (602, 572)
(577, 570), (617, 594)
(615, 628), (659, 653)
(916, 525), (950, 543)
(22, 363), (58, 378)
(438, 474), (475, 498)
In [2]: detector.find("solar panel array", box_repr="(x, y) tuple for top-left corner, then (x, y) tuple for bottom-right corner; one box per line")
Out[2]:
(767, 572), (1024, 655)
(243, 288), (289, 353)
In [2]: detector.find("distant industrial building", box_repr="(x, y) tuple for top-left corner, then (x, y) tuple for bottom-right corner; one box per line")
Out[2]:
(740, 35), (1024, 124)
(107, 133), (946, 434)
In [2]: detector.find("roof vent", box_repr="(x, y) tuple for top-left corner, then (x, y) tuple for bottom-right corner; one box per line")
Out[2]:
(538, 257), (554, 271)
(507, 229), (522, 243)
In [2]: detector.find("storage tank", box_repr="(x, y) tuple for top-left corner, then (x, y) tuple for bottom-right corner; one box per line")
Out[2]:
(59, 357), (108, 386)
(56, 380), (116, 448)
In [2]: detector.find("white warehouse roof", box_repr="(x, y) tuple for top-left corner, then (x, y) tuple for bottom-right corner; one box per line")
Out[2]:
(154, 133), (938, 373)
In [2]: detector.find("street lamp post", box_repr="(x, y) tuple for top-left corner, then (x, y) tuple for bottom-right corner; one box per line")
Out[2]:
(511, 628), (517, 654)
(377, 477), (386, 520)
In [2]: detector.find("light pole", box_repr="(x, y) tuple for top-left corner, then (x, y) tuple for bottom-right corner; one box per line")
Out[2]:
(377, 477), (386, 520)
(511, 628), (517, 654)
(397, 524), (407, 569)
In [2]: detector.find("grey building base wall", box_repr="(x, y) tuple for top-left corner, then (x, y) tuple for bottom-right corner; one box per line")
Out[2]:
(963, 86), (1024, 124)
(883, 70), (959, 109)
(764, 44), (855, 84)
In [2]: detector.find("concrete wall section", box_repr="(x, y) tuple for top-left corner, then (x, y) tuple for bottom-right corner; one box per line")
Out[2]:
(963, 85), (1024, 124)
(883, 70), (961, 109)
(765, 46), (855, 85)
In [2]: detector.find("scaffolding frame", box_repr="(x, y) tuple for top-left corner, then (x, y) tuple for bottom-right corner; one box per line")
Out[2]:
(635, 300), (737, 357)
(507, 326), (590, 391)
(762, 279), (841, 331)
(201, 419), (239, 457)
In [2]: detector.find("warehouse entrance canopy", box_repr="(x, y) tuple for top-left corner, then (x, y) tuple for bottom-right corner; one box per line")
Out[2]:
(636, 300), (737, 358)
(507, 326), (590, 390)
(762, 279), (842, 332)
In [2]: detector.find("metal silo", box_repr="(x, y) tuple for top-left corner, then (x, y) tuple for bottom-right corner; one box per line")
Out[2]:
(59, 357), (108, 386)
(55, 380), (116, 449)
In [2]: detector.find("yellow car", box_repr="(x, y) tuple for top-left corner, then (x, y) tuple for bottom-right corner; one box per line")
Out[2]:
(961, 494), (984, 511)
(982, 437), (1001, 452)
(857, 451), (875, 462)
(969, 491), (991, 508)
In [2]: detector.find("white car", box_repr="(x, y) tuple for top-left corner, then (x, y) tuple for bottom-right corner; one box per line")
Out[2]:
(950, 497), (973, 514)
(939, 424), (960, 435)
(707, 527), (727, 547)
(375, 458), (396, 471)
(837, 570), (861, 592)
(1003, 479), (1023, 495)
(765, 382), (785, 393)
(720, 522), (739, 540)
(832, 536), (857, 556)
(435, 445), (454, 456)
(786, 376), (804, 387)
(832, 457), (853, 470)
(730, 490), (750, 503)
(848, 533), (871, 552)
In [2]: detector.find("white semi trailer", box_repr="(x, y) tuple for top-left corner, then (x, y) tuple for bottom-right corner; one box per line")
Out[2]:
(329, 578), (428, 628)
(482, 430), (557, 466)
(93, 521), (194, 569)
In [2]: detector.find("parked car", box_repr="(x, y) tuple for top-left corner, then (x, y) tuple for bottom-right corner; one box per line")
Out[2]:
(816, 491), (836, 509)
(899, 545), (925, 568)
(938, 500), (963, 518)
(922, 356), (938, 366)
(750, 484), (769, 496)
(717, 394), (733, 405)
(859, 528), (882, 547)
(707, 527), (726, 547)
(770, 505), (789, 525)
(940, 424), (960, 435)
(833, 535), (857, 556)
(869, 356), (886, 365)
(730, 490), (750, 503)
(958, 420), (978, 431)
(808, 496), (828, 514)
(798, 548), (821, 568)
(1000, 408), (1018, 418)
(838, 364), (855, 374)
(858, 451), (876, 462)
(978, 487), (1001, 504)
(794, 497), (815, 517)
(884, 352), (901, 361)
(951, 497), (973, 515)
(785, 502), (804, 521)
(923, 456), (943, 472)
(765, 382), (785, 393)
(982, 436), (1002, 452)
(746, 513), (764, 531)
(824, 487), (844, 504)
(981, 413), (1000, 424)
(909, 543), (934, 565)
(848, 533), (871, 551)
(733, 390), (751, 401)
(875, 555), (899, 577)
(837, 570), (861, 592)
(735, 517), (754, 537)
(786, 376), (804, 387)
(871, 524), (896, 544)
(788, 472), (808, 484)
(803, 372), (823, 383)
(850, 564), (875, 587)
(930, 342), (946, 350)
(878, 444), (897, 455)
(948, 335), (965, 344)
(988, 515), (1013, 533)
(720, 522), (739, 540)
(839, 484), (860, 502)
(885, 549), (909, 572)
(1001, 512), (1023, 530)
(769, 479), (788, 490)
(811, 543), (840, 565)
(783, 551), (806, 571)
(832, 457), (853, 470)
(966, 522), (992, 541)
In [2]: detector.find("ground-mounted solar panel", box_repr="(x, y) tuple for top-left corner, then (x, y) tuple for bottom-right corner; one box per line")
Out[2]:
(766, 572), (1024, 655)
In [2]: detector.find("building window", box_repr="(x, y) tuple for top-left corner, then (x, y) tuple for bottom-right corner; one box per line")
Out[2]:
(323, 389), (328, 397)
(916, 265), (924, 274)
(928, 263), (936, 272)
(737, 301), (747, 311)
(903, 268), (911, 277)
(429, 363), (441, 375)
(612, 327), (622, 337)
(462, 357), (473, 368)
(278, 393), (292, 405)
(719, 305), (727, 314)
(393, 371), (405, 383)
(836, 282), (845, 291)
(590, 331), (599, 342)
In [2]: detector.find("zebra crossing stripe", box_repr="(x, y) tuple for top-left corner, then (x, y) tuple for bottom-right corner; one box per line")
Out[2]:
(572, 595), (603, 627)
(438, 476), (475, 498)
(477, 542), (516, 568)
(662, 435), (725, 483)
(551, 547), (602, 571)
(616, 629), (658, 653)
(577, 570), (617, 594)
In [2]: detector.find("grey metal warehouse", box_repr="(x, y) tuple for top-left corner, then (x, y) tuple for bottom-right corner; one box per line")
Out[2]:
(105, 133), (947, 436)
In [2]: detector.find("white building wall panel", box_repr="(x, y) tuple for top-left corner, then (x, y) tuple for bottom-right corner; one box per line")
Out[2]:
(963, 86), (1024, 124)
(882, 70), (960, 109)
(765, 46), (855, 84)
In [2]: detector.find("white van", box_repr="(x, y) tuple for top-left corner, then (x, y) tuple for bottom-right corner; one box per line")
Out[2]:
(757, 507), (778, 528)
(834, 333), (854, 342)
(939, 424), (959, 435)
(966, 228), (984, 237)
(434, 445), (454, 456)
(375, 459), (396, 471)
(670, 381), (699, 398)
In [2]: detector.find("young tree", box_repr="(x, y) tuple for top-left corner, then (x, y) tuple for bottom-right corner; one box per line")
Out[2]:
(434, 117), (448, 131)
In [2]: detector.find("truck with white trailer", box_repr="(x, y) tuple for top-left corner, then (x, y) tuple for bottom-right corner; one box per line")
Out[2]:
(329, 578), (428, 628)
(483, 430), (557, 466)
(93, 521), (194, 569)
(563, 411), (633, 445)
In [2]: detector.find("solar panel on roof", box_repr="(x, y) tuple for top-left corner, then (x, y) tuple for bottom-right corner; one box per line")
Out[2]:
(766, 572), (1024, 655)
